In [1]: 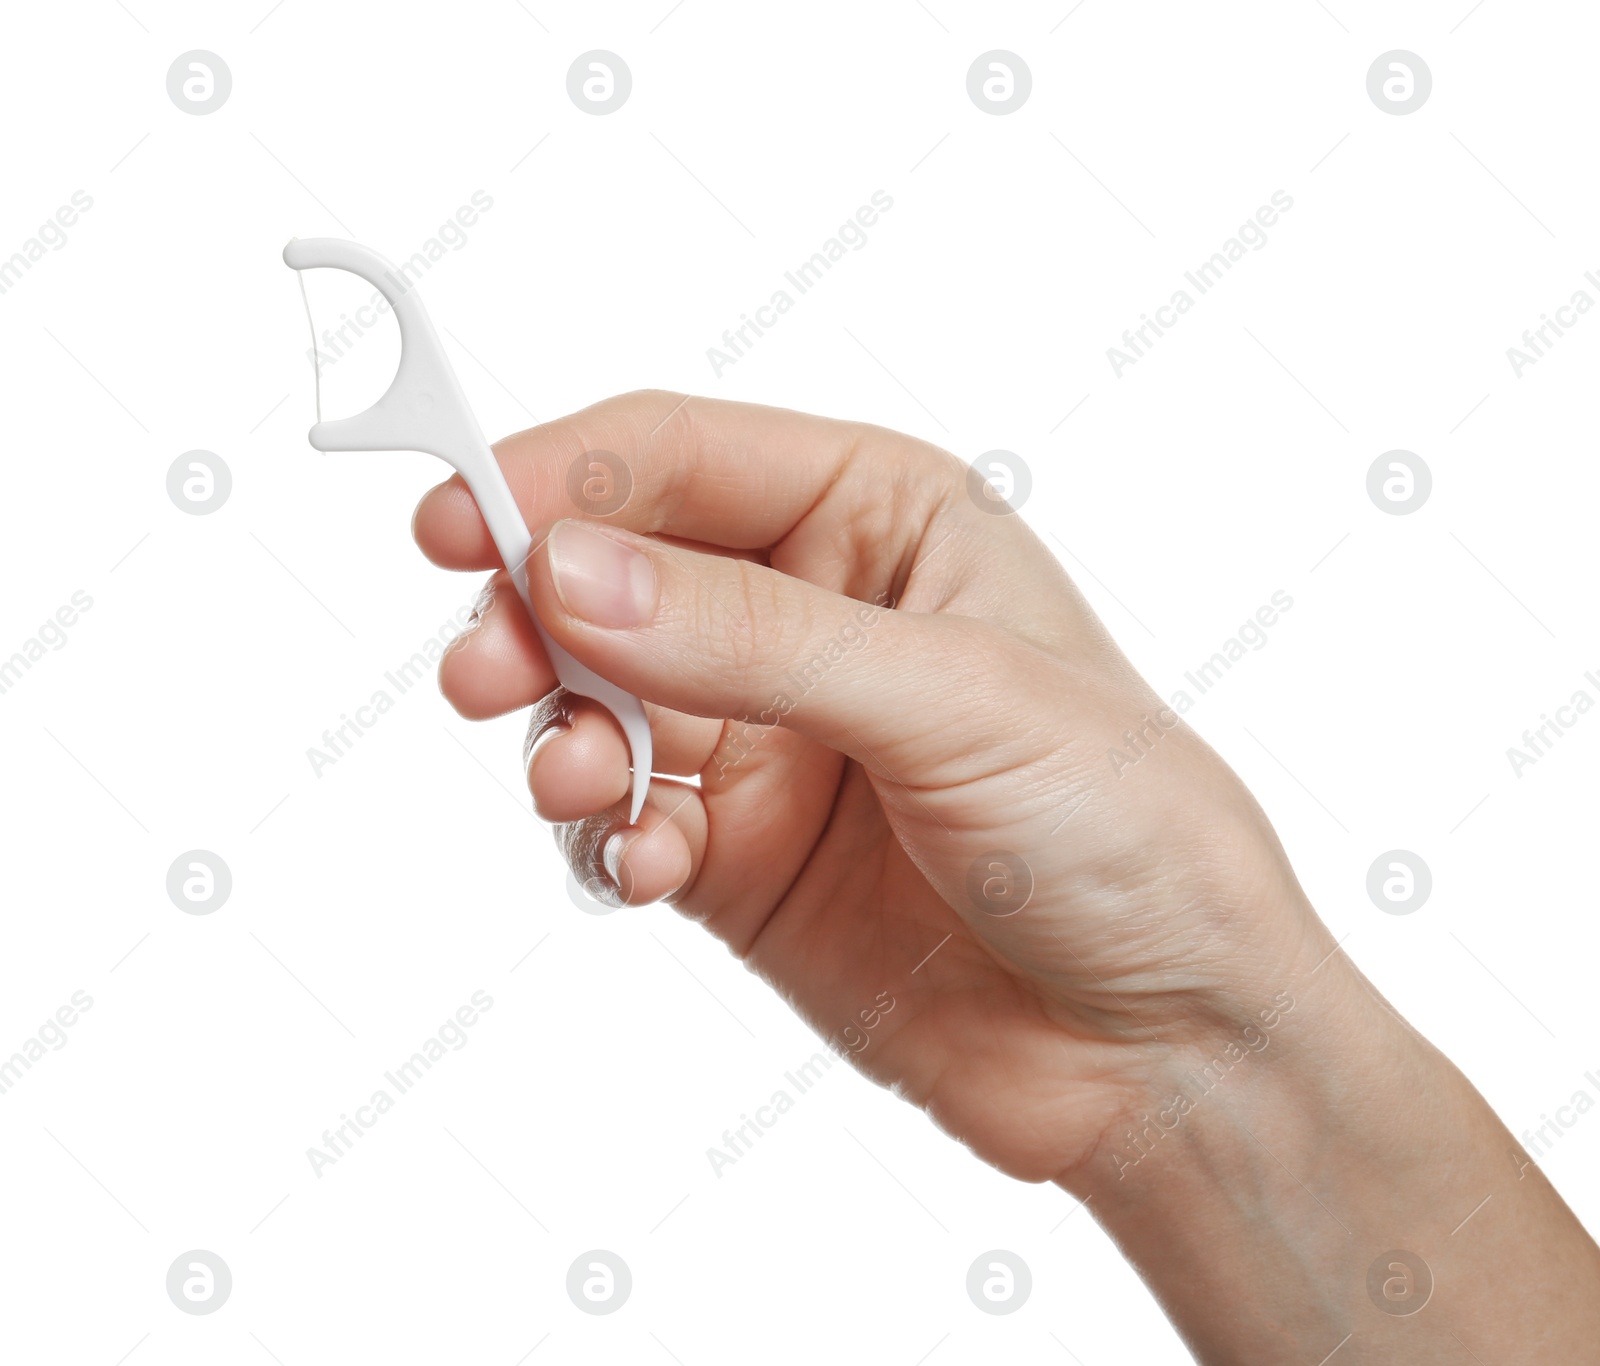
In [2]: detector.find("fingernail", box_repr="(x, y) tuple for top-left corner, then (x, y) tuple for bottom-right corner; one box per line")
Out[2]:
(603, 829), (635, 886)
(469, 581), (495, 622)
(445, 583), (495, 659)
(461, 582), (495, 634)
(547, 521), (656, 628)
(522, 716), (569, 771)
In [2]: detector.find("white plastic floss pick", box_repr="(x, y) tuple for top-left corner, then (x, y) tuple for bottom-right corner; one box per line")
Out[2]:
(282, 238), (652, 824)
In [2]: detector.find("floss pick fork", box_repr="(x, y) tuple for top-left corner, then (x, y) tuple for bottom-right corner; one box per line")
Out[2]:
(283, 237), (652, 823)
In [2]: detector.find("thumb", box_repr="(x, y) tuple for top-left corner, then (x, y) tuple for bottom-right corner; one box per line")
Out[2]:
(527, 518), (1050, 786)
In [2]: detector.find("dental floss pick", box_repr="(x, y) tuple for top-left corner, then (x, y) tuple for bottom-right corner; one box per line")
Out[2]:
(283, 237), (653, 824)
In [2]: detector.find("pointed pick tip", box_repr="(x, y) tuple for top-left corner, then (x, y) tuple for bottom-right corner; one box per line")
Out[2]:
(628, 771), (648, 826)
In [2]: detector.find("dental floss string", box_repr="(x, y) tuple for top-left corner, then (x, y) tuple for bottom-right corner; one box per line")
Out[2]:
(293, 260), (322, 425)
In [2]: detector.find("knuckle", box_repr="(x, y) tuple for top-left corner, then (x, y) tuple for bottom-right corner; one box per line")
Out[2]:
(617, 386), (682, 408)
(942, 617), (1061, 716)
(714, 559), (797, 680)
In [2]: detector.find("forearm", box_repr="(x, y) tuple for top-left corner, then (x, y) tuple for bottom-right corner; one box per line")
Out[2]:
(1067, 951), (1600, 1362)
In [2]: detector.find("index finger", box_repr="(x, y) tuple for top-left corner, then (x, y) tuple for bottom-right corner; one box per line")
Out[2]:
(411, 390), (956, 591)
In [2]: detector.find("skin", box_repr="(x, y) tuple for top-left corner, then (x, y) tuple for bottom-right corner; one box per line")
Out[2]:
(413, 390), (1600, 1360)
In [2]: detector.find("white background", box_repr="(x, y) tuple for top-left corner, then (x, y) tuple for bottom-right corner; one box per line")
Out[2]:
(2, 1), (1597, 1361)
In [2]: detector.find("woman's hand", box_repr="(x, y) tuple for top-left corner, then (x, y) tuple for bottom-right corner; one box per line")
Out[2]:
(411, 390), (1328, 1187)
(413, 390), (1600, 1360)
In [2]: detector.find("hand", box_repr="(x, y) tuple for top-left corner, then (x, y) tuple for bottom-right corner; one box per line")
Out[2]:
(411, 390), (1330, 1186)
(414, 391), (1600, 1359)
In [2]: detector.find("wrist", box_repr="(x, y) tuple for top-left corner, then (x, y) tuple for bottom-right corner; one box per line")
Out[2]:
(1071, 936), (1413, 1205)
(1060, 929), (1600, 1360)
